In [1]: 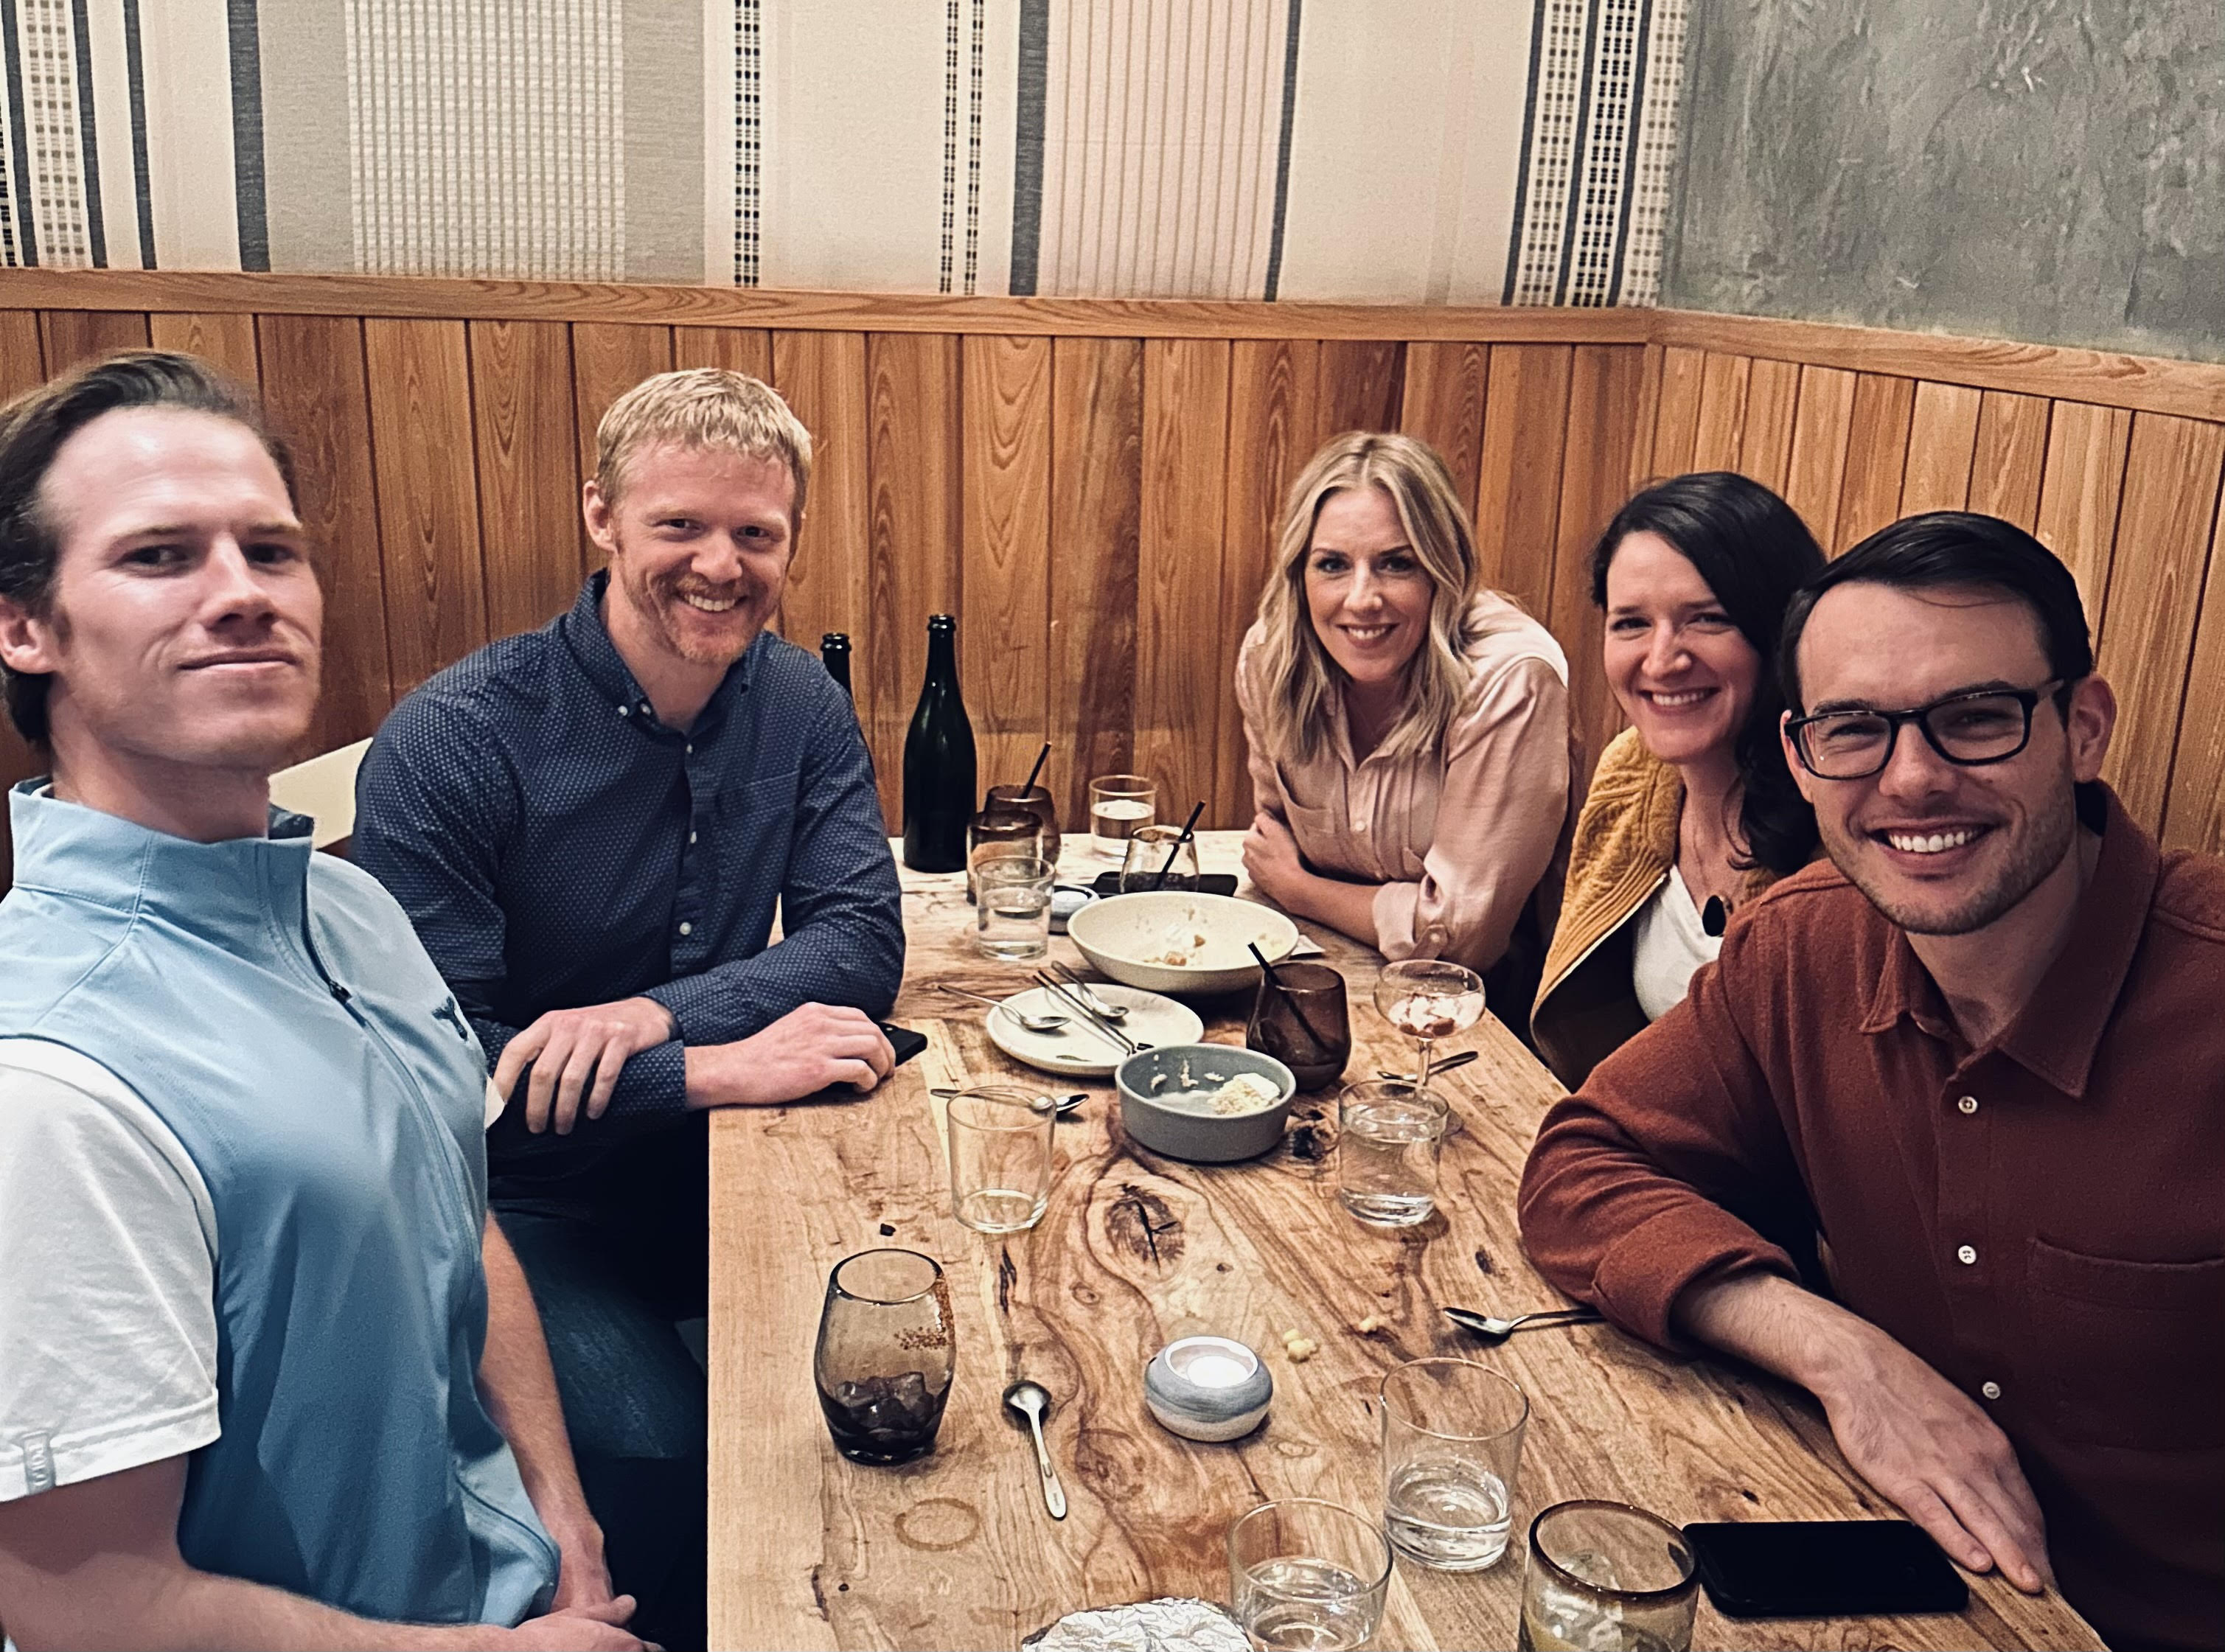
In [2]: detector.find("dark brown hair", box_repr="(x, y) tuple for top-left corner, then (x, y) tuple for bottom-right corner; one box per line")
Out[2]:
(0, 350), (293, 745)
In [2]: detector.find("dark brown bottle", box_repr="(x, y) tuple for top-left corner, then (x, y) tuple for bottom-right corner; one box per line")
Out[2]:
(901, 616), (977, 871)
(820, 632), (852, 697)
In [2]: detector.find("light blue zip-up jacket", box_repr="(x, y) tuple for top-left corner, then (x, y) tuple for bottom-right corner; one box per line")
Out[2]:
(0, 781), (557, 1624)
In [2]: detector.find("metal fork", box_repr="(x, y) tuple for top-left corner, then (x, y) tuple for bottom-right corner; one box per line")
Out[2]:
(1050, 961), (1129, 1021)
(1032, 972), (1149, 1056)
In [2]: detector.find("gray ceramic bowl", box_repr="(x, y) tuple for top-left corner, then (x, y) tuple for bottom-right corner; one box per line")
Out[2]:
(1115, 1044), (1295, 1163)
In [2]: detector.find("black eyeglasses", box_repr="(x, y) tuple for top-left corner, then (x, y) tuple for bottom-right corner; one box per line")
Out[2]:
(1786, 680), (2065, 780)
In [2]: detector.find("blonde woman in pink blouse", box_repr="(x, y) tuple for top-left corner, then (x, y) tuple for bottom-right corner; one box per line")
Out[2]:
(1236, 433), (1572, 1031)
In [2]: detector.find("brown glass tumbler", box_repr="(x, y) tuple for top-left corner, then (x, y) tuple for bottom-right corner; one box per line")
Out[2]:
(966, 808), (1042, 903)
(1247, 962), (1352, 1090)
(985, 783), (1060, 867)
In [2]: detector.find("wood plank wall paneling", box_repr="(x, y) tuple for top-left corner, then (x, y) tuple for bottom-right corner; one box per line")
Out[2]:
(1047, 336), (1143, 833)
(8, 279), (2225, 907)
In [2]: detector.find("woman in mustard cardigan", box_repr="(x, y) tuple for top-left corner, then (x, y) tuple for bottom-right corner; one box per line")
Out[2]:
(1531, 473), (1825, 1086)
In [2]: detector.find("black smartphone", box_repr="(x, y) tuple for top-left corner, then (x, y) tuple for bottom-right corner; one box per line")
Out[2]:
(879, 1022), (928, 1066)
(1682, 1520), (1968, 1618)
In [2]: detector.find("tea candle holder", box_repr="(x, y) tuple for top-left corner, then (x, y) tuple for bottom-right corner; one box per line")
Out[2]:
(1143, 1335), (1272, 1442)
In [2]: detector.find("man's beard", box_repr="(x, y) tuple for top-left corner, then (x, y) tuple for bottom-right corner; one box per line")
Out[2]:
(613, 555), (759, 669)
(1829, 795), (2078, 937)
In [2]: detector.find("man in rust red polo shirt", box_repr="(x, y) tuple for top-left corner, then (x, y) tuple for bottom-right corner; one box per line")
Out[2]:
(1519, 512), (2222, 1651)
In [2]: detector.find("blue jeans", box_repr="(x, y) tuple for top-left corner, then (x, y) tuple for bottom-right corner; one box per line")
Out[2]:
(495, 1117), (708, 1650)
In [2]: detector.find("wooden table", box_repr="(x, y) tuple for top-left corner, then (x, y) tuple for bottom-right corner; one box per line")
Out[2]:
(708, 833), (2099, 1651)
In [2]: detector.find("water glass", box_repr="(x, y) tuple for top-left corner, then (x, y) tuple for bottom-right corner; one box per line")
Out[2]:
(1380, 1359), (1528, 1571)
(986, 782), (1061, 866)
(975, 854), (1054, 960)
(1519, 1501), (1699, 1652)
(1337, 1079), (1450, 1227)
(1118, 822), (1202, 891)
(1228, 1499), (1393, 1652)
(945, 1086), (1057, 1233)
(1247, 962), (1352, 1090)
(812, 1249), (955, 1465)
(966, 808), (1042, 904)
(1088, 773), (1157, 857)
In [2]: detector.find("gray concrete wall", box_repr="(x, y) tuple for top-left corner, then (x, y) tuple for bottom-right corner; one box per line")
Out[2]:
(1664, 0), (2225, 362)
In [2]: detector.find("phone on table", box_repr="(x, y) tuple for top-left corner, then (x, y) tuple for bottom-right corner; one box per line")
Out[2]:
(1682, 1520), (1968, 1618)
(880, 1022), (928, 1066)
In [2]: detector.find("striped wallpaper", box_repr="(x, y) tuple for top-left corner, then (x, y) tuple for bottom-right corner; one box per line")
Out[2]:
(0, 0), (1688, 305)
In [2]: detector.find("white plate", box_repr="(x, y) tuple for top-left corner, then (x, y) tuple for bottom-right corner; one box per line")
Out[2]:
(981, 983), (1204, 1077)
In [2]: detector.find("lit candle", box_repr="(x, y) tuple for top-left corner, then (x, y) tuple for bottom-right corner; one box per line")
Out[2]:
(1183, 1352), (1250, 1388)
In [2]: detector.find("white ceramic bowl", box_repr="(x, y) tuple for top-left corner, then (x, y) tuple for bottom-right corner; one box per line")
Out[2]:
(1066, 891), (1300, 995)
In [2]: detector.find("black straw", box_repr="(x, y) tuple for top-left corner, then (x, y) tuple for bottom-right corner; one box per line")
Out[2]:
(1153, 801), (1206, 889)
(1249, 941), (1329, 1056)
(1021, 742), (1051, 795)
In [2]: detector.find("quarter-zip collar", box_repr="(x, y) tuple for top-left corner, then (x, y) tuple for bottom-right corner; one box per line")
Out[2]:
(9, 778), (315, 961)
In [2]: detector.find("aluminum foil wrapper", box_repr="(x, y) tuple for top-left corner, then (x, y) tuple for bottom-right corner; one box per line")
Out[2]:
(1023, 1596), (1249, 1652)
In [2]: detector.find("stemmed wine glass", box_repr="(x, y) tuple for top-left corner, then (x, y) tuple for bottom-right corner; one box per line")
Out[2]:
(1373, 959), (1485, 1095)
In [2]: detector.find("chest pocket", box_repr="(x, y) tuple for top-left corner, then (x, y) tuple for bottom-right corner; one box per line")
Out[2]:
(715, 768), (800, 824)
(2025, 1237), (2225, 1450)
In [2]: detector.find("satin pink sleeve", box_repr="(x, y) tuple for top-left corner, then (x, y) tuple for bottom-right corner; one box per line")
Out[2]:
(1372, 653), (1570, 970)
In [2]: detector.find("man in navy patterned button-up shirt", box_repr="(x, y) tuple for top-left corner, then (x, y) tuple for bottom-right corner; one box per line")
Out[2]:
(354, 369), (904, 1649)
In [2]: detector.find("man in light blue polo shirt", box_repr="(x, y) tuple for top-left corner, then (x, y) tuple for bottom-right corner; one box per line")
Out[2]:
(0, 352), (641, 1649)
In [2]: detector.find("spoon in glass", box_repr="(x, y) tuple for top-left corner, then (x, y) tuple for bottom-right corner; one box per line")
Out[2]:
(1002, 1380), (1068, 1519)
(936, 983), (1068, 1034)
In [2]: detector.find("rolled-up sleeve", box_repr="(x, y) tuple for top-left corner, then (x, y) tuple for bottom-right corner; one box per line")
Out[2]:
(1517, 933), (1808, 1349)
(1374, 652), (1569, 971)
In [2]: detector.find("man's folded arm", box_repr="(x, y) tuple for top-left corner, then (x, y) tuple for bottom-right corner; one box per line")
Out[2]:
(641, 690), (905, 1045)
(1517, 940), (1811, 1347)
(354, 701), (691, 1123)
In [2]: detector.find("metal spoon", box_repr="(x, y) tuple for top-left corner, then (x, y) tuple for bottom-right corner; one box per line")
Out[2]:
(936, 983), (1068, 1034)
(933, 1088), (1087, 1115)
(1376, 1049), (1480, 1083)
(1002, 1380), (1068, 1519)
(1443, 1305), (1604, 1346)
(1051, 961), (1129, 1021)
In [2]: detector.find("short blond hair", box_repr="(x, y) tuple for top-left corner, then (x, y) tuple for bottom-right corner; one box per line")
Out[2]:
(1251, 431), (1486, 765)
(593, 368), (813, 523)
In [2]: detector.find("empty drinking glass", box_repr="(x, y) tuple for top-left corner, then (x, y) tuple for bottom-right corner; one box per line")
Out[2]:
(1337, 1078), (1450, 1227)
(812, 1249), (955, 1465)
(1228, 1498), (1393, 1652)
(1119, 822), (1202, 891)
(1380, 1359), (1529, 1571)
(1088, 773), (1157, 857)
(946, 1086), (1057, 1233)
(1247, 961), (1352, 1090)
(975, 854), (1054, 960)
(1519, 1501), (1699, 1652)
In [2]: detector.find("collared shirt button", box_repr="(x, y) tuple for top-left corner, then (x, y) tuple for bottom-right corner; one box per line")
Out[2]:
(1956, 1244), (1978, 1266)
(1352, 817), (1366, 832)
(689, 830), (698, 845)
(1957, 1095), (1979, 1115)
(678, 921), (693, 937)
(1980, 1381), (2002, 1401)
(616, 703), (630, 717)
(686, 743), (694, 755)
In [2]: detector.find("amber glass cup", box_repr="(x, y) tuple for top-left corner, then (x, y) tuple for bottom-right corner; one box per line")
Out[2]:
(985, 783), (1061, 868)
(812, 1250), (955, 1465)
(966, 808), (1042, 903)
(1247, 963), (1351, 1090)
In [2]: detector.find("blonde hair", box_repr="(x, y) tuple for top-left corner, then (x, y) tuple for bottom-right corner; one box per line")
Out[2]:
(1251, 431), (1485, 765)
(593, 368), (813, 523)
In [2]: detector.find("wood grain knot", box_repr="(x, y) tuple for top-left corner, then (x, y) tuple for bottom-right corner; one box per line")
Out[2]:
(894, 1496), (982, 1552)
(1107, 1182), (1185, 1266)
(1072, 1426), (1148, 1500)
